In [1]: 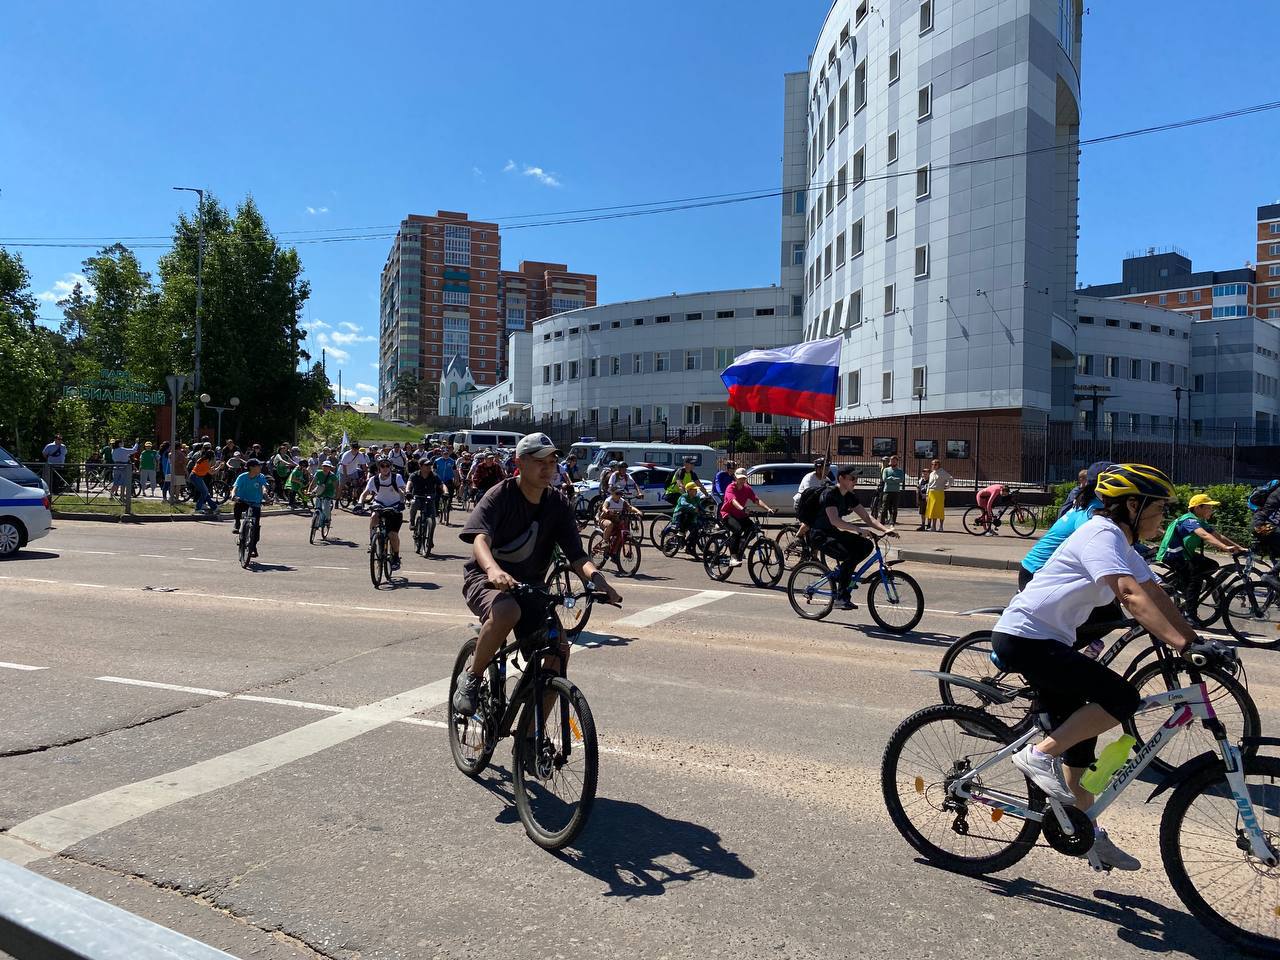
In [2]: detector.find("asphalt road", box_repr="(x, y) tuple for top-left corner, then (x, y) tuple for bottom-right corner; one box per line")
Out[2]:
(1, 508), (1278, 959)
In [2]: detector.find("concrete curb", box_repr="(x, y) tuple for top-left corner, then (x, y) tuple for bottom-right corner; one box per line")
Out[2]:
(896, 548), (1021, 571)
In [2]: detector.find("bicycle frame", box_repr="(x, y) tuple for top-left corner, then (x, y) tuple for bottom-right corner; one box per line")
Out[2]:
(948, 682), (1276, 862)
(806, 540), (896, 594)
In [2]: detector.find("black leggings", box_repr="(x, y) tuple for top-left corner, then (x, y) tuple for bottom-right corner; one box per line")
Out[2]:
(991, 631), (1141, 768)
(814, 530), (874, 596)
(233, 502), (262, 549)
(724, 514), (756, 557)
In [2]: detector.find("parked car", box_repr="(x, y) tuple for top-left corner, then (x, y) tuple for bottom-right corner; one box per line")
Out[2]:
(576, 465), (714, 514)
(742, 462), (837, 513)
(0, 445), (47, 491)
(0, 474), (52, 557)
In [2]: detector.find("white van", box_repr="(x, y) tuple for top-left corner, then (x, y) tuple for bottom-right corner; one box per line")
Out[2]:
(447, 430), (523, 451)
(586, 443), (717, 481)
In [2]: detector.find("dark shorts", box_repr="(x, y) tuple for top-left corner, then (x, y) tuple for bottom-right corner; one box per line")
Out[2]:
(462, 573), (569, 659)
(991, 631), (1141, 768)
(376, 510), (403, 533)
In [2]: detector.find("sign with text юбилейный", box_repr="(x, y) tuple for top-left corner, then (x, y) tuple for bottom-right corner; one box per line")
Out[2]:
(63, 369), (166, 406)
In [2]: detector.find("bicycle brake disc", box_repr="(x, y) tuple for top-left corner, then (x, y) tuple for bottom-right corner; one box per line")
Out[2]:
(1042, 804), (1094, 856)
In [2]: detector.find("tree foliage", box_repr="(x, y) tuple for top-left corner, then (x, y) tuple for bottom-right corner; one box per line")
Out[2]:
(391, 373), (422, 422)
(0, 249), (63, 457)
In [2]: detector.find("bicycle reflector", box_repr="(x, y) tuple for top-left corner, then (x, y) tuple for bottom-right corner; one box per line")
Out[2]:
(914, 776), (925, 794)
(569, 716), (583, 742)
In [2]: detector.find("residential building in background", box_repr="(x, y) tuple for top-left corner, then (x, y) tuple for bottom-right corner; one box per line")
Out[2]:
(377, 211), (595, 420)
(803, 0), (1084, 429)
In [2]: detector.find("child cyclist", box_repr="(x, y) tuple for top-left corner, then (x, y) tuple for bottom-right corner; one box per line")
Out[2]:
(231, 458), (272, 558)
(308, 461), (339, 531)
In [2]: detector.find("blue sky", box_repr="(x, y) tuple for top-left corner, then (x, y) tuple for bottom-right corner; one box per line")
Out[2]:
(2, 1), (1276, 406)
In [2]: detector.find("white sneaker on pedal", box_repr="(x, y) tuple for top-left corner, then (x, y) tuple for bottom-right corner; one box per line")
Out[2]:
(1088, 829), (1141, 871)
(1012, 744), (1076, 806)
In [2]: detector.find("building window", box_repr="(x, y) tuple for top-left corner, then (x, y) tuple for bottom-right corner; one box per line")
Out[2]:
(1150, 361), (1160, 382)
(633, 406), (644, 423)
(550, 297), (584, 313)
(852, 217), (865, 257)
(883, 283), (896, 314)
(1178, 291), (1188, 303)
(1193, 289), (1201, 301)
(1158, 294), (1167, 305)
(634, 354), (643, 374)
(610, 356), (620, 375)
(1130, 359), (1141, 379)
(792, 294), (803, 317)
(542, 365), (551, 384)
(826, 102), (836, 145)
(655, 405), (670, 423)
(684, 312), (701, 322)
(753, 412), (773, 426)
(553, 330), (563, 339)
(836, 232), (847, 266)
(633, 317), (645, 326)
(793, 190), (806, 214)
(715, 347), (734, 369)
(848, 370), (860, 405)
(1271, 265), (1280, 277)
(887, 130), (898, 164)
(854, 59), (867, 113)
(717, 309), (735, 319)
(568, 360), (579, 379)
(553, 363), (562, 382)
(919, 0), (934, 33)
(889, 49), (900, 85)
(443, 224), (471, 265)
(886, 207), (897, 240)
(881, 370), (893, 401)
(838, 81), (849, 129)
(916, 164), (930, 199)
(755, 307), (775, 316)
(824, 244), (833, 277)
(656, 315), (671, 323)
(912, 365), (927, 399)
(609, 407), (619, 423)
(1269, 286), (1280, 299)
(1104, 356), (1119, 377)
(849, 288), (862, 327)
(855, 0), (868, 24)
(686, 350), (702, 371)
(1077, 354), (1093, 376)
(684, 404), (702, 426)
(914, 244), (929, 279)
(791, 242), (806, 267)
(589, 357), (599, 377)
(443, 289), (470, 305)
(1272, 223), (1280, 235)
(918, 84), (932, 120)
(837, 164), (848, 203)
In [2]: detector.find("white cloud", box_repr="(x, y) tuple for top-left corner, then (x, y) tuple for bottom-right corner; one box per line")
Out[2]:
(306, 206), (330, 215)
(355, 382), (377, 393)
(503, 159), (516, 173)
(369, 362), (379, 370)
(357, 396), (375, 406)
(37, 272), (94, 303)
(308, 319), (331, 329)
(339, 321), (361, 333)
(324, 346), (351, 363)
(334, 387), (357, 400)
(331, 330), (375, 345)
(522, 165), (561, 187)
(472, 166), (485, 181)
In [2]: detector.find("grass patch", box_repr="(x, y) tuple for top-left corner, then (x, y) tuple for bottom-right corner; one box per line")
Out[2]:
(51, 496), (296, 518)
(351, 419), (428, 444)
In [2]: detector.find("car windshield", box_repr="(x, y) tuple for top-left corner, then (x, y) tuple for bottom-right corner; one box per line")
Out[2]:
(0, 446), (19, 467)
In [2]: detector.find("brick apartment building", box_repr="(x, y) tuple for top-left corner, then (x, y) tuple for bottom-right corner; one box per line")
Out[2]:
(378, 211), (596, 419)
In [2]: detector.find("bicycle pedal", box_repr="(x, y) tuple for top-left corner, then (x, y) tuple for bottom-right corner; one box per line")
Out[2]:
(1085, 850), (1112, 873)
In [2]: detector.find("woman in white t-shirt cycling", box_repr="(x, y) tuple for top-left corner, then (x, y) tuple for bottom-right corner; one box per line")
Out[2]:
(993, 463), (1197, 872)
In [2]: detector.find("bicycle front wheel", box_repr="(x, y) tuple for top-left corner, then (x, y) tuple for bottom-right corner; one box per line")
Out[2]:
(774, 524), (801, 569)
(238, 526), (252, 569)
(937, 631), (1029, 731)
(659, 527), (683, 558)
(370, 533), (385, 587)
(748, 539), (784, 587)
(548, 564), (592, 638)
(1125, 660), (1258, 777)
(1223, 582), (1280, 649)
(616, 538), (642, 577)
(962, 507), (987, 536)
(787, 562), (834, 620)
(1161, 753), (1280, 955)
(702, 533), (734, 582)
(1008, 507), (1037, 539)
(867, 569), (925, 634)
(881, 704), (1043, 875)
(512, 676), (598, 851)
(309, 511), (321, 545)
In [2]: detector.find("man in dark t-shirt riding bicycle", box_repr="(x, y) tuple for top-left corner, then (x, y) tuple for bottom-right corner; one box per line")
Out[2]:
(453, 433), (623, 716)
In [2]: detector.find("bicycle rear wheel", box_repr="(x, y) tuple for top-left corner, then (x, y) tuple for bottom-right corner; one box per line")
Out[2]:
(1008, 507), (1037, 539)
(748, 538), (784, 587)
(881, 704), (1043, 875)
(787, 562), (835, 620)
(646, 513), (668, 549)
(1161, 753), (1280, 955)
(774, 525), (801, 569)
(512, 676), (598, 851)
(1223, 582), (1280, 649)
(867, 569), (925, 634)
(446, 638), (498, 777)
(962, 507), (988, 536)
(937, 631), (1029, 731)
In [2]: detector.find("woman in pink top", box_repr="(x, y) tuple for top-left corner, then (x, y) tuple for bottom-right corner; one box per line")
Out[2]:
(720, 468), (776, 565)
(975, 482), (1008, 528)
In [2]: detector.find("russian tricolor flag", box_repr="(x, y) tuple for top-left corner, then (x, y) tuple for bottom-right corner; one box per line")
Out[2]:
(720, 336), (842, 424)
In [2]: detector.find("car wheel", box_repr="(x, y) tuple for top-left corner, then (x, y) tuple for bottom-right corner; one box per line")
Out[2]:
(0, 518), (26, 557)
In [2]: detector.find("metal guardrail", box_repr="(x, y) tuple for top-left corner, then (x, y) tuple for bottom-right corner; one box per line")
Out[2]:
(0, 858), (238, 959)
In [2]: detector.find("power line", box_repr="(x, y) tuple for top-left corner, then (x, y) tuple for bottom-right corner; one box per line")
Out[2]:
(3, 98), (1278, 248)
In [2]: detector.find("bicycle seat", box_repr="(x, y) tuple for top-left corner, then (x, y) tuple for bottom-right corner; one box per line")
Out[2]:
(989, 650), (1010, 671)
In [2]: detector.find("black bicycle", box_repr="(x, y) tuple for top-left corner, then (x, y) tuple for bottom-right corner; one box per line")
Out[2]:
(237, 505), (258, 570)
(309, 496), (333, 544)
(411, 496), (437, 557)
(368, 505), (397, 588)
(703, 519), (785, 587)
(961, 493), (1037, 538)
(447, 583), (607, 850)
(438, 484), (454, 526)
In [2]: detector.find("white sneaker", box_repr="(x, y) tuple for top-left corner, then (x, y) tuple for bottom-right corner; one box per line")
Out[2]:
(727, 558), (743, 568)
(1012, 744), (1076, 806)
(1088, 829), (1141, 871)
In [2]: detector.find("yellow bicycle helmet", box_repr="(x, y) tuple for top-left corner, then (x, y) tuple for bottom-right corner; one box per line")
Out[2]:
(1093, 463), (1175, 502)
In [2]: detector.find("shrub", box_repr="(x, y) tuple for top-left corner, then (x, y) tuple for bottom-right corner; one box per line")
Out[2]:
(1045, 480), (1255, 548)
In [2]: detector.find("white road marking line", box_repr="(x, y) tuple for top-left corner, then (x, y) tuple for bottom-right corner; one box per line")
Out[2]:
(308, 565), (349, 570)
(233, 695), (345, 713)
(71, 583), (106, 589)
(138, 554), (169, 559)
(96, 676), (228, 697)
(2, 678), (452, 866)
(0, 662), (47, 671)
(187, 557), (221, 563)
(613, 589), (734, 628)
(56, 549), (117, 555)
(400, 716), (448, 728)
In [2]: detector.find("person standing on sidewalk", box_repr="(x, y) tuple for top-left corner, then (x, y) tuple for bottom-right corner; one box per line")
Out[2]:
(41, 434), (67, 495)
(915, 468), (929, 531)
(138, 442), (159, 498)
(109, 438), (140, 500)
(170, 443), (188, 502)
(880, 455), (905, 524)
(923, 458), (953, 532)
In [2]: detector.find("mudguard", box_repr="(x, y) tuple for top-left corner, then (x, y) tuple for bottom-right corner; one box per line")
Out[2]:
(912, 669), (1018, 705)
(956, 606), (1005, 617)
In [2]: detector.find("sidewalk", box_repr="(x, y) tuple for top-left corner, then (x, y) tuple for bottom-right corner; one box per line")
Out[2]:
(892, 527), (1038, 571)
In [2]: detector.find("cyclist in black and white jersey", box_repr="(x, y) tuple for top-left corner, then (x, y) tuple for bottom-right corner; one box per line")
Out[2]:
(361, 457), (407, 570)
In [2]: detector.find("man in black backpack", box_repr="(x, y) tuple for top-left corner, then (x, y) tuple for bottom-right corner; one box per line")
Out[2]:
(808, 463), (898, 610)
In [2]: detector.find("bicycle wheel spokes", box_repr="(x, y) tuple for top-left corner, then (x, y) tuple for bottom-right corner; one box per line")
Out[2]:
(938, 632), (1028, 729)
(867, 569), (925, 634)
(882, 705), (1041, 874)
(1009, 508), (1037, 538)
(1225, 583), (1280, 648)
(703, 535), (734, 582)
(1162, 755), (1280, 953)
(962, 507), (986, 537)
(787, 562), (835, 620)
(748, 539), (784, 587)
(618, 538), (642, 577)
(513, 679), (598, 850)
(1127, 662), (1257, 777)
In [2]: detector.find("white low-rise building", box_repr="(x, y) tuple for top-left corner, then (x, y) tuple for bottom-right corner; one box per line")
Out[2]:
(471, 333), (533, 424)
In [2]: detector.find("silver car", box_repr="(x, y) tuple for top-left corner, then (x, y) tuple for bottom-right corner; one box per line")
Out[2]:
(741, 463), (837, 513)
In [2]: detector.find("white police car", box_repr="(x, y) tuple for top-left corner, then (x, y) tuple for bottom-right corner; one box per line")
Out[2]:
(0, 475), (52, 557)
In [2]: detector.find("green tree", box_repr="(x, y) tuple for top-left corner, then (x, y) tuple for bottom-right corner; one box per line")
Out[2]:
(762, 425), (787, 453)
(0, 249), (63, 457)
(724, 411), (748, 449)
(392, 373), (422, 422)
(303, 407), (367, 453)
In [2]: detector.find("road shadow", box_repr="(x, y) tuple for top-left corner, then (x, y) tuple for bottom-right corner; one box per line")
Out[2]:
(478, 771), (754, 898)
(318, 537), (359, 549)
(396, 580), (442, 591)
(249, 563), (295, 573)
(851, 625), (956, 648)
(973, 872), (1240, 958)
(423, 552), (465, 562)
(572, 630), (636, 649)
(9, 550), (60, 561)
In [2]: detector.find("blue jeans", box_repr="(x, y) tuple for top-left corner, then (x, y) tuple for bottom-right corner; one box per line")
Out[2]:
(189, 474), (217, 513)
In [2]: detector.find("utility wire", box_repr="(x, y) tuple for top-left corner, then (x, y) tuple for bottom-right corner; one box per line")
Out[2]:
(3, 98), (1278, 248)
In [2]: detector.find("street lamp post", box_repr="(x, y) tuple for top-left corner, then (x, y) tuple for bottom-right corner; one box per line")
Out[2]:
(173, 187), (205, 437)
(199, 394), (239, 448)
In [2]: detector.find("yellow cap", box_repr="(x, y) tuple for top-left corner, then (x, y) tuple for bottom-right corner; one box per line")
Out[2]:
(1188, 493), (1220, 509)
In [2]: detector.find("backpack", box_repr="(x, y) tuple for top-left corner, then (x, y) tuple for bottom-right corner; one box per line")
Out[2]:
(796, 482), (832, 526)
(1249, 480), (1280, 512)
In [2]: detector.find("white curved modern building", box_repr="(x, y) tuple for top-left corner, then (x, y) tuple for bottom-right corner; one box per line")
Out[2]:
(803, 0), (1083, 425)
